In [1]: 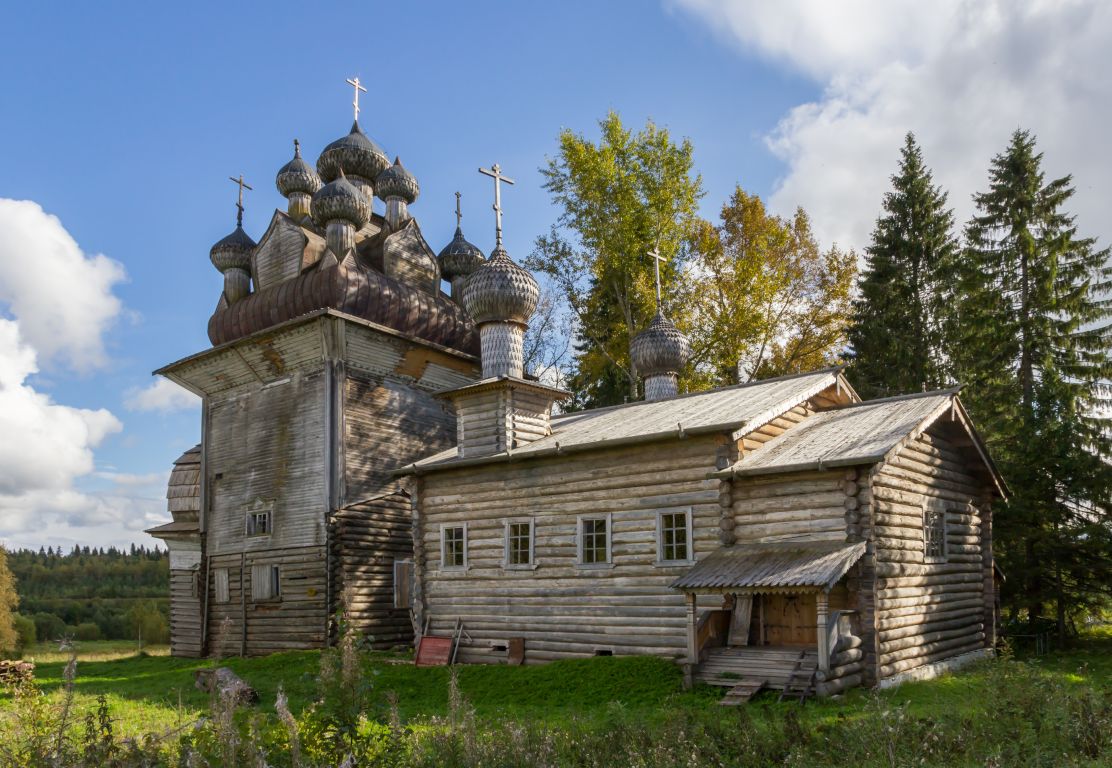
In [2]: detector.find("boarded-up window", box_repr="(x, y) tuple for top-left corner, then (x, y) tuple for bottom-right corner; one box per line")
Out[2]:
(441, 525), (467, 570)
(251, 564), (281, 601)
(214, 568), (230, 604)
(579, 516), (610, 565)
(504, 520), (534, 567)
(924, 505), (947, 562)
(393, 559), (413, 609)
(658, 510), (691, 563)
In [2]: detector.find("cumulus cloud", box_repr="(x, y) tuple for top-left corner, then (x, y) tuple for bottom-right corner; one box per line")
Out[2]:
(671, 0), (1112, 253)
(0, 199), (126, 371)
(126, 377), (200, 413)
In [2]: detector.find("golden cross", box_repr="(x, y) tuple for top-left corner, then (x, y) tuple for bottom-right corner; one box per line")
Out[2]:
(478, 163), (515, 248)
(346, 76), (368, 121)
(228, 174), (253, 227)
(648, 244), (666, 310)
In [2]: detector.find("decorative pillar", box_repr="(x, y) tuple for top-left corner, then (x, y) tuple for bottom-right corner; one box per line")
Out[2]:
(817, 591), (830, 673)
(686, 592), (698, 665)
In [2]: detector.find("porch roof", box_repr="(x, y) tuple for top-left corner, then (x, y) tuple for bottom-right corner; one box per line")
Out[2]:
(670, 540), (867, 594)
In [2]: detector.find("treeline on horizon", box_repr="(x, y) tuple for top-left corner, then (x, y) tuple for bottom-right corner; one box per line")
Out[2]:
(5, 545), (170, 649)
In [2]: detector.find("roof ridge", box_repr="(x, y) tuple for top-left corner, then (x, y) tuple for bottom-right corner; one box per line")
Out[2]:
(829, 387), (959, 411)
(553, 366), (845, 422)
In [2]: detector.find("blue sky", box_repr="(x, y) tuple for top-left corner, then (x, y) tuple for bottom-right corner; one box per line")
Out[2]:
(2, 1), (1110, 549)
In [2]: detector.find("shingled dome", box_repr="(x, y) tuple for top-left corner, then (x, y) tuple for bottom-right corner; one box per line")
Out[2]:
(209, 226), (256, 273)
(375, 156), (419, 203)
(631, 312), (690, 376)
(311, 170), (371, 228)
(316, 120), (389, 184)
(438, 228), (486, 279)
(462, 246), (539, 325)
(276, 141), (322, 197)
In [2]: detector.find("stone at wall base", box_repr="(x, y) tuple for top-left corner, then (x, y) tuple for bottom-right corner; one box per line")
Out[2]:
(877, 648), (995, 690)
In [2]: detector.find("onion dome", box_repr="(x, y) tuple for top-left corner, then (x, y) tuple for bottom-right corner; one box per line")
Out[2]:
(630, 312), (691, 376)
(316, 121), (389, 184)
(375, 156), (419, 203)
(462, 246), (539, 325)
(276, 140), (322, 197)
(210, 225), (256, 273)
(311, 170), (371, 228)
(438, 228), (486, 279)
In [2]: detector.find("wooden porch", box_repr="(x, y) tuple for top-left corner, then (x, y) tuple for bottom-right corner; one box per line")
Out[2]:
(696, 645), (818, 691)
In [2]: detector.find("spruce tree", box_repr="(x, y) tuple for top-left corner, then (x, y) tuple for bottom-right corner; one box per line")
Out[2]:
(848, 133), (958, 397)
(954, 130), (1112, 633)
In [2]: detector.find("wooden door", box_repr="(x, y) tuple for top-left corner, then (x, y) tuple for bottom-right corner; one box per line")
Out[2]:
(761, 594), (816, 646)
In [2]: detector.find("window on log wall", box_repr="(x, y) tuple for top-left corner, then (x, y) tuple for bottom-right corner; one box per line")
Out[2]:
(923, 500), (948, 563)
(251, 564), (281, 601)
(504, 519), (535, 568)
(441, 524), (467, 570)
(657, 509), (692, 564)
(577, 515), (612, 567)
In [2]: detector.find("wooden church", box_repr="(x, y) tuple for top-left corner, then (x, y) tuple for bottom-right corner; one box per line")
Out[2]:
(148, 90), (1004, 696)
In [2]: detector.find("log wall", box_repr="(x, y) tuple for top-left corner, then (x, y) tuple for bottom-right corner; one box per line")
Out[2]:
(206, 545), (328, 656)
(730, 469), (851, 543)
(416, 435), (723, 663)
(871, 427), (994, 680)
(332, 493), (414, 648)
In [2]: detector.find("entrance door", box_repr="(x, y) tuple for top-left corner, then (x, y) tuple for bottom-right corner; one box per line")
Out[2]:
(761, 594), (816, 646)
(727, 595), (753, 646)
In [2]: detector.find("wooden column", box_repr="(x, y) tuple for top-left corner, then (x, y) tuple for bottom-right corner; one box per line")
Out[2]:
(816, 591), (830, 673)
(685, 593), (698, 664)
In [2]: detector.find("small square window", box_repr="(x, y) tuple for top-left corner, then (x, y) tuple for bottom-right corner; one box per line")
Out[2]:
(579, 516), (611, 566)
(505, 520), (534, 567)
(658, 510), (691, 563)
(441, 525), (467, 570)
(246, 509), (271, 537)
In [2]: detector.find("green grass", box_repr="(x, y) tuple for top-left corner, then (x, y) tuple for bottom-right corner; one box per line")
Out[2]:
(5, 629), (1111, 753)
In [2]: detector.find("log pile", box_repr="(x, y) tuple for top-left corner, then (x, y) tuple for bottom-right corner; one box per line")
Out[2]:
(0, 660), (34, 687)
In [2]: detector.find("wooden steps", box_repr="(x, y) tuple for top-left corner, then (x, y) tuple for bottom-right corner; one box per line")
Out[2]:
(696, 646), (818, 690)
(719, 679), (766, 706)
(777, 651), (817, 702)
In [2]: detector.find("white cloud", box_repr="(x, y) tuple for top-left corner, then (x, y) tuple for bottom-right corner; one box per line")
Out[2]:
(126, 377), (200, 413)
(671, 0), (1112, 254)
(0, 199), (126, 372)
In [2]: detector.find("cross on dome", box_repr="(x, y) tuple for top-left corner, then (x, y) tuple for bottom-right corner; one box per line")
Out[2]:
(478, 163), (515, 248)
(455, 191), (463, 229)
(648, 244), (666, 311)
(228, 174), (253, 227)
(346, 76), (368, 121)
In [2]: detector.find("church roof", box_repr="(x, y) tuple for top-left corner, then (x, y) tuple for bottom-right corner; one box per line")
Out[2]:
(402, 367), (853, 472)
(670, 540), (868, 594)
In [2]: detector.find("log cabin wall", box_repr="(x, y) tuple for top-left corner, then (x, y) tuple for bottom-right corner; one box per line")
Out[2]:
(870, 425), (994, 680)
(729, 470), (851, 544)
(416, 434), (723, 663)
(169, 566), (203, 657)
(331, 493), (414, 648)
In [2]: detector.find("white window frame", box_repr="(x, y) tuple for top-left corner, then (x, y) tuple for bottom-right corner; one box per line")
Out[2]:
(244, 499), (274, 538)
(923, 498), (949, 563)
(440, 523), (468, 571)
(503, 518), (536, 570)
(576, 514), (613, 569)
(655, 508), (694, 566)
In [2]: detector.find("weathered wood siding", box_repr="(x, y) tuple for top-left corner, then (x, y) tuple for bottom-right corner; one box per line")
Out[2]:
(332, 493), (414, 648)
(169, 569), (203, 657)
(870, 426), (993, 679)
(417, 435), (722, 663)
(206, 369), (328, 556)
(206, 545), (327, 656)
(343, 375), (457, 503)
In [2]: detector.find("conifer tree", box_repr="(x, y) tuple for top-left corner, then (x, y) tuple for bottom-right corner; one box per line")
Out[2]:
(954, 130), (1112, 632)
(0, 548), (19, 653)
(848, 133), (958, 397)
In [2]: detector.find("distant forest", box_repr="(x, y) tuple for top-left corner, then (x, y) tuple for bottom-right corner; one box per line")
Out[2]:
(8, 545), (170, 645)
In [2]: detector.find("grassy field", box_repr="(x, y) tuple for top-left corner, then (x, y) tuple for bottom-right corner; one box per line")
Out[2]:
(3, 628), (1110, 766)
